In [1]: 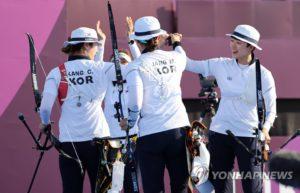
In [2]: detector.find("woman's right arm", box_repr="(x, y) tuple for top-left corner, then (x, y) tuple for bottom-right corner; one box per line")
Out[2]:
(126, 16), (141, 59)
(185, 57), (216, 77)
(94, 40), (105, 62)
(174, 45), (217, 77)
(94, 20), (106, 62)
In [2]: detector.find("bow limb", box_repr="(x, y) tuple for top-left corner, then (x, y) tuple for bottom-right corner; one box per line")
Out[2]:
(47, 130), (83, 174)
(25, 33), (50, 147)
(26, 33), (42, 112)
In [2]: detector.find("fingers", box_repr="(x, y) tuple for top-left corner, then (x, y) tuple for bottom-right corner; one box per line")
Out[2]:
(119, 118), (128, 130)
(126, 16), (134, 37)
(96, 20), (100, 29)
(171, 33), (182, 38)
(96, 20), (106, 40)
(262, 127), (271, 144)
(39, 123), (51, 134)
(126, 16), (133, 26)
(169, 33), (182, 43)
(126, 16), (131, 23)
(265, 135), (271, 144)
(96, 20), (102, 33)
(264, 133), (271, 144)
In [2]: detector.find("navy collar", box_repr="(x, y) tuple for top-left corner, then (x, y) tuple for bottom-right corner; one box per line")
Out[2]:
(68, 55), (90, 61)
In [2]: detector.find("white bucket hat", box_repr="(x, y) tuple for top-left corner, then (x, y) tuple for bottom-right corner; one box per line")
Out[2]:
(64, 27), (101, 47)
(130, 16), (167, 41)
(226, 24), (262, 50)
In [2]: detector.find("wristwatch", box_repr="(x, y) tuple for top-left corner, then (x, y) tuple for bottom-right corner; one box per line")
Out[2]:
(128, 40), (135, 45)
(172, 41), (181, 49)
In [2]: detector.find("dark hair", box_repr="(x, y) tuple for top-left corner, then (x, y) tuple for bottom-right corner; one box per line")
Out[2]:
(138, 36), (159, 52)
(246, 43), (256, 53)
(61, 37), (95, 54)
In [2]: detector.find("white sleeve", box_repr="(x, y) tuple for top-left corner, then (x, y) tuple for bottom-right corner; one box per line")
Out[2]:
(185, 58), (220, 77)
(129, 42), (141, 59)
(175, 46), (217, 77)
(174, 45), (186, 56)
(94, 40), (105, 62)
(167, 45), (187, 71)
(126, 68), (143, 128)
(39, 79), (58, 124)
(262, 71), (277, 132)
(102, 62), (116, 91)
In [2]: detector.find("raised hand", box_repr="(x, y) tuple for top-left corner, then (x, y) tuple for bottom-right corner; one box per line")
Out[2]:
(126, 16), (134, 38)
(96, 20), (106, 41)
(169, 33), (182, 44)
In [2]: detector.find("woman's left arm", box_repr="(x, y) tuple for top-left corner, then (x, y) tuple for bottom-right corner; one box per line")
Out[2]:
(126, 16), (141, 59)
(263, 71), (277, 134)
(126, 68), (143, 129)
(119, 63), (143, 130)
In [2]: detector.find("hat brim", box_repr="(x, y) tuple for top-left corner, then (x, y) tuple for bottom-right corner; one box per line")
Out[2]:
(67, 40), (102, 45)
(130, 29), (167, 41)
(63, 40), (102, 48)
(226, 34), (262, 51)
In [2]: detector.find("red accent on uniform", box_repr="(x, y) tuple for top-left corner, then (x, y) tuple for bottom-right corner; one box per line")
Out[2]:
(58, 63), (68, 105)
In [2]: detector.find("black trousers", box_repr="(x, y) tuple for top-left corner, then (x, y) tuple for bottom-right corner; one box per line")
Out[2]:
(136, 128), (189, 193)
(59, 141), (101, 193)
(208, 131), (262, 193)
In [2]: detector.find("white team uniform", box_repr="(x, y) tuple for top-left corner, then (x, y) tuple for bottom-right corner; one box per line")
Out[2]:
(127, 49), (190, 137)
(128, 45), (276, 137)
(183, 53), (277, 137)
(103, 62), (138, 138)
(42, 58), (110, 142)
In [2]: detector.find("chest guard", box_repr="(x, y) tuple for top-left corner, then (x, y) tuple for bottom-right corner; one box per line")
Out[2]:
(57, 63), (68, 105)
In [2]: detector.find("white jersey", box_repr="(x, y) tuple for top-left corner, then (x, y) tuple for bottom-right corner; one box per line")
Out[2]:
(103, 62), (138, 138)
(44, 58), (110, 142)
(127, 49), (190, 137)
(185, 55), (277, 137)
